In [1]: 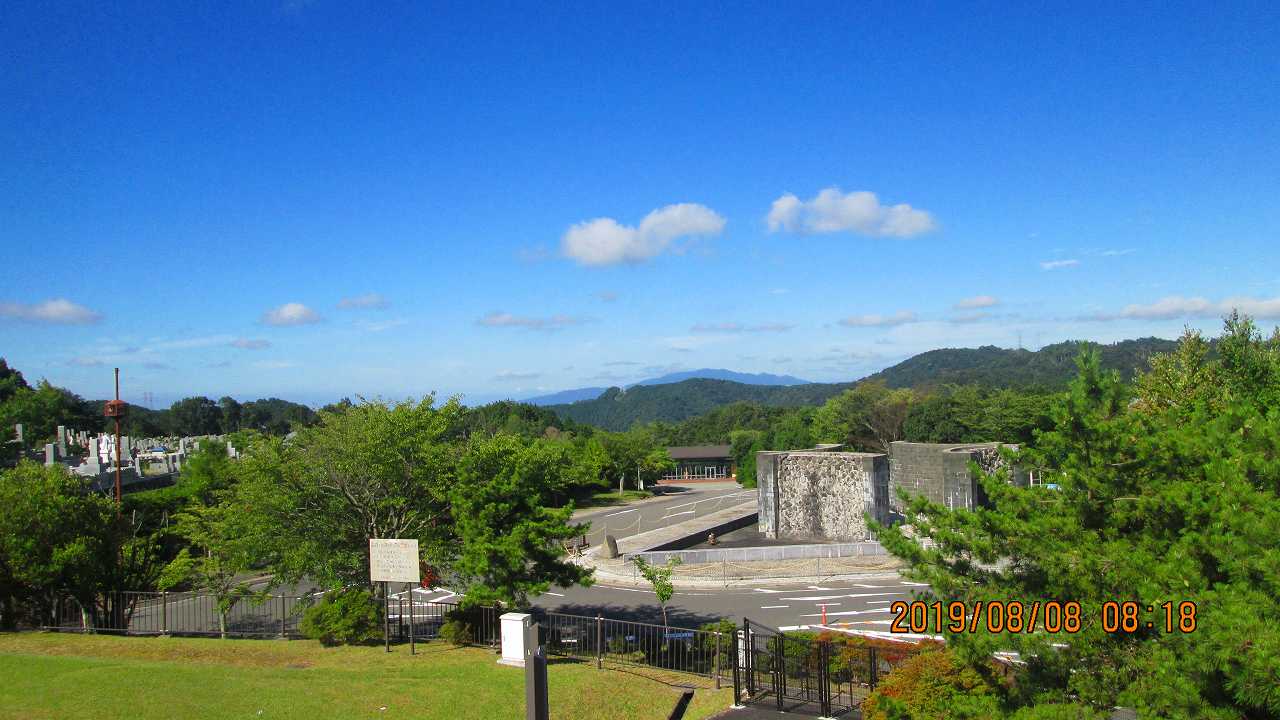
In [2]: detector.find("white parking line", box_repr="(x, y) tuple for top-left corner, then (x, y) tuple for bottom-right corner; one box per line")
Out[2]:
(760, 605), (790, 609)
(780, 591), (904, 601)
(660, 511), (695, 520)
(801, 608), (894, 618)
(606, 509), (638, 517)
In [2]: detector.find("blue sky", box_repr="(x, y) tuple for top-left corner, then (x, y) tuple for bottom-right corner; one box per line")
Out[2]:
(2, 2), (1278, 407)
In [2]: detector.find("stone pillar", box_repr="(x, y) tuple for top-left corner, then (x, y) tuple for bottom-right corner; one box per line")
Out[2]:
(56, 426), (67, 458)
(13, 423), (22, 445)
(44, 444), (55, 466)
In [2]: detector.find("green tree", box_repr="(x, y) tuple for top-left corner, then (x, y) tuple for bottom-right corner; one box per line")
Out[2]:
(874, 316), (1280, 717)
(217, 396), (242, 433)
(601, 429), (657, 493)
(0, 462), (115, 629)
(0, 380), (96, 447)
(233, 397), (462, 590)
(812, 382), (914, 452)
(448, 434), (594, 606)
(158, 502), (254, 638)
(631, 555), (681, 628)
(0, 358), (30, 404)
(167, 396), (223, 436)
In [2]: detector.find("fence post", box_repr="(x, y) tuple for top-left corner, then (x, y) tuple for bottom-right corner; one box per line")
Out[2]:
(869, 646), (878, 689)
(713, 632), (721, 688)
(731, 630), (741, 706)
(743, 619), (754, 697)
(816, 555), (821, 578)
(161, 591), (168, 635)
(279, 595), (286, 638)
(723, 560), (726, 587)
(775, 634), (785, 711)
(819, 641), (831, 717)
(595, 615), (603, 669)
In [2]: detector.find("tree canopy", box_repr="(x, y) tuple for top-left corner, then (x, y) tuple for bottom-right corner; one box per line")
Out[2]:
(874, 315), (1280, 717)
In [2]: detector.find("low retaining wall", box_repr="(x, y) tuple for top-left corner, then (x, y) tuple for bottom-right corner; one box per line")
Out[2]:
(645, 512), (759, 552)
(637, 540), (887, 565)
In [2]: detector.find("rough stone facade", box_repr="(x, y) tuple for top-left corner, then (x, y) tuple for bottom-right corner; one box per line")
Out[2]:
(758, 451), (889, 542)
(758, 442), (1027, 541)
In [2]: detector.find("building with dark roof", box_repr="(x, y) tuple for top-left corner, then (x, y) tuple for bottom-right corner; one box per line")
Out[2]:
(664, 445), (733, 482)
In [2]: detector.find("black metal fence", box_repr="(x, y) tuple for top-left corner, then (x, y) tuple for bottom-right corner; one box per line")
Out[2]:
(386, 597), (500, 646)
(45, 591), (310, 638)
(735, 618), (915, 717)
(40, 590), (928, 714)
(533, 610), (729, 682)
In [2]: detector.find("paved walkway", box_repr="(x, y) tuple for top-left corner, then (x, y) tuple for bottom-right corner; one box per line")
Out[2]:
(577, 503), (902, 590)
(710, 700), (859, 719)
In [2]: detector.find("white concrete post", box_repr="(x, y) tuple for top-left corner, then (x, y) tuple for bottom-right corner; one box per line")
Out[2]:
(44, 444), (55, 466)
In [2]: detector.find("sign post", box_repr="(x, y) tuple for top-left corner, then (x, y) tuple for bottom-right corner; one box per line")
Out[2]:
(369, 539), (421, 654)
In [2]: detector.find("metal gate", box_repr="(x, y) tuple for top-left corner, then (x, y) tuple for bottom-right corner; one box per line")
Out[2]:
(732, 619), (881, 717)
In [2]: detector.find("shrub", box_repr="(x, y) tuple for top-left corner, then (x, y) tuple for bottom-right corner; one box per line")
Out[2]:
(439, 618), (473, 645)
(300, 588), (382, 646)
(862, 647), (1003, 720)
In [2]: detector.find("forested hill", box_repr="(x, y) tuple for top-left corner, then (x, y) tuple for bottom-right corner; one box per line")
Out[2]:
(549, 337), (1181, 430)
(863, 337), (1180, 390)
(547, 379), (856, 430)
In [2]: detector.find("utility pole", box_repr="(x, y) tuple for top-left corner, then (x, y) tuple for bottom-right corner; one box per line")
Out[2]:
(103, 368), (128, 510)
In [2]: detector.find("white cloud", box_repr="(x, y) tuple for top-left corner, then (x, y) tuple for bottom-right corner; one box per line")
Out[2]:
(1100, 249), (1136, 257)
(949, 312), (994, 324)
(230, 338), (271, 350)
(561, 203), (726, 266)
(362, 318), (409, 333)
(1088, 295), (1280, 321)
(495, 370), (541, 381)
(1040, 259), (1080, 270)
(690, 321), (795, 333)
(766, 188), (936, 238)
(262, 303), (321, 326)
(0, 298), (102, 325)
(338, 293), (389, 310)
(838, 311), (917, 328)
(955, 295), (999, 309)
(477, 311), (586, 331)
(253, 360), (299, 370)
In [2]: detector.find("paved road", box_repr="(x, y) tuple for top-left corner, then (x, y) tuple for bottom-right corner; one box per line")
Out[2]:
(531, 575), (927, 631)
(574, 483), (754, 544)
(407, 574), (928, 633)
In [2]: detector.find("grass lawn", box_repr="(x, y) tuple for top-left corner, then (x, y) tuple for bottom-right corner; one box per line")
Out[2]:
(574, 489), (653, 510)
(0, 632), (731, 720)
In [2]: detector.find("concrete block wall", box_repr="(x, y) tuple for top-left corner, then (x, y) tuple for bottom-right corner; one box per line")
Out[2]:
(888, 442), (1017, 513)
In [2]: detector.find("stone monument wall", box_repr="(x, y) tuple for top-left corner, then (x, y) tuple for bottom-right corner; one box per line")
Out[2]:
(759, 451), (888, 542)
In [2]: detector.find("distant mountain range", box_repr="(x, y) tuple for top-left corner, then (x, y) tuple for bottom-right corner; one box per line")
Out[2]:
(522, 368), (809, 406)
(544, 338), (1180, 430)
